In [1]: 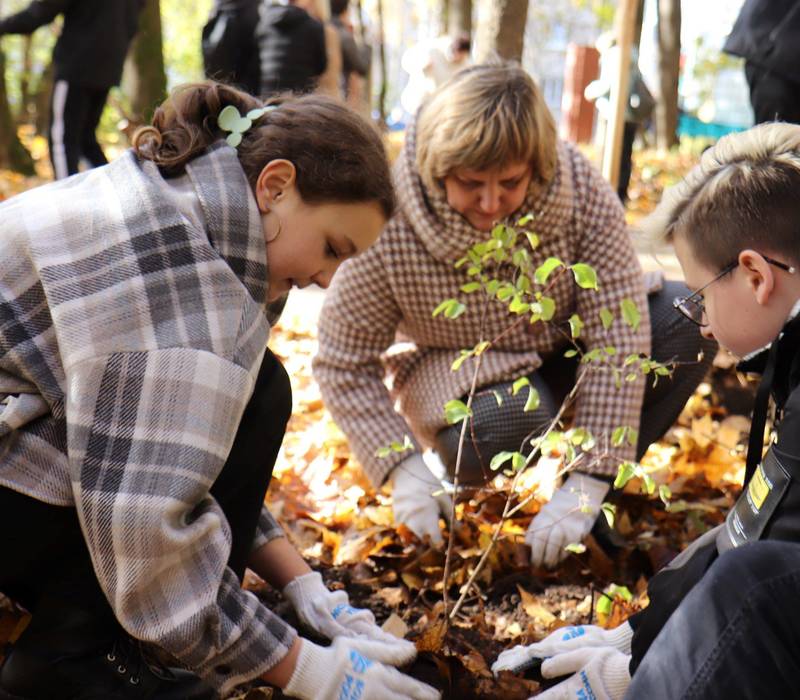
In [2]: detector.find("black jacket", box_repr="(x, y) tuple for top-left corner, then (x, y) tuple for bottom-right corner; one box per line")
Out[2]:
(0, 0), (143, 89)
(724, 0), (800, 80)
(256, 3), (327, 96)
(630, 310), (800, 670)
(202, 0), (260, 95)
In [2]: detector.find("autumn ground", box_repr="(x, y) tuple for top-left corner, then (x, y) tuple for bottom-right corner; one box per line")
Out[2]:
(0, 141), (756, 698)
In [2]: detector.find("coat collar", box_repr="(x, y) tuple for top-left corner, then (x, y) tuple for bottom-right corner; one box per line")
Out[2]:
(181, 142), (270, 307)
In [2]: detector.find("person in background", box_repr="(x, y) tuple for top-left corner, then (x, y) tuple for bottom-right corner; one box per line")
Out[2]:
(0, 0), (143, 180)
(313, 63), (714, 566)
(399, 33), (471, 117)
(202, 0), (261, 95)
(304, 0), (343, 99)
(585, 33), (654, 204)
(724, 0), (800, 125)
(256, 0), (328, 97)
(330, 0), (371, 101)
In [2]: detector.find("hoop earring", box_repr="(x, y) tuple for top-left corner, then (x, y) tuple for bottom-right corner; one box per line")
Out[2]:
(265, 213), (282, 243)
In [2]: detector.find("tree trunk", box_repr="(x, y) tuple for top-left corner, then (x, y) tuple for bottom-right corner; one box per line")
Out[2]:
(376, 0), (387, 123)
(474, 0), (529, 63)
(449, 0), (472, 38)
(123, 0), (167, 126)
(0, 50), (35, 174)
(656, 0), (680, 150)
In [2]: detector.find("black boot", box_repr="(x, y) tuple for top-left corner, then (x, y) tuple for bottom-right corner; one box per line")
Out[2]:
(0, 599), (217, 700)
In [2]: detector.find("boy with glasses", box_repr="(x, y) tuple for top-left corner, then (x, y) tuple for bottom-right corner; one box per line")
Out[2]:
(493, 122), (800, 699)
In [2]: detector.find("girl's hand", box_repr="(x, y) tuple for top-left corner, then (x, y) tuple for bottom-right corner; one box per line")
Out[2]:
(283, 571), (417, 666)
(284, 637), (440, 700)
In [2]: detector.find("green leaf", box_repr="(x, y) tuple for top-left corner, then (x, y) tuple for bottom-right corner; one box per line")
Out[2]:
(627, 428), (639, 446)
(570, 263), (599, 290)
(614, 461), (637, 489)
(512, 377), (530, 395)
(659, 484), (672, 506)
(604, 345), (617, 356)
(516, 273), (531, 292)
(539, 296), (556, 321)
(497, 284), (516, 302)
(611, 426), (627, 447)
(600, 307), (614, 330)
(460, 282), (481, 294)
(509, 296), (530, 314)
(524, 387), (540, 412)
(564, 348), (579, 358)
(512, 452), (526, 471)
(601, 502), (617, 528)
(526, 232), (540, 249)
(564, 543), (587, 554)
(432, 299), (454, 317)
(620, 298), (641, 331)
(489, 451), (515, 471)
(445, 301), (466, 319)
(569, 313), (584, 339)
(642, 474), (656, 495)
(455, 256), (469, 269)
(534, 257), (564, 285)
(444, 399), (472, 425)
(473, 340), (490, 355)
(517, 213), (534, 226)
(493, 390), (504, 406)
(451, 350), (472, 372)
(375, 446), (391, 458)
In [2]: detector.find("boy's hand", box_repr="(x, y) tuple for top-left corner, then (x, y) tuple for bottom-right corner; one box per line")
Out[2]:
(491, 622), (633, 675)
(390, 454), (452, 545)
(525, 473), (609, 568)
(283, 571), (416, 665)
(284, 638), (440, 700)
(534, 647), (631, 700)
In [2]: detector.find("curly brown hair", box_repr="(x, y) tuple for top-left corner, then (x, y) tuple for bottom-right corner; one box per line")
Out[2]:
(132, 81), (395, 219)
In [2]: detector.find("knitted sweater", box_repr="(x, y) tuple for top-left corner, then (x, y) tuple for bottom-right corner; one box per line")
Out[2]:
(313, 122), (651, 485)
(0, 144), (294, 695)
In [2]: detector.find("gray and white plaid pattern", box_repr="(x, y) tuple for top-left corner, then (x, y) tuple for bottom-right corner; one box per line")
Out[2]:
(314, 119), (651, 486)
(0, 144), (294, 695)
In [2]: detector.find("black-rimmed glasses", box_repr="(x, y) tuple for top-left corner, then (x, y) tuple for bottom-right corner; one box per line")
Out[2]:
(673, 255), (796, 327)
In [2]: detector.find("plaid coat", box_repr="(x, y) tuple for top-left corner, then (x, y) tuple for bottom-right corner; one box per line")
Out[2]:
(0, 144), (295, 694)
(313, 122), (651, 486)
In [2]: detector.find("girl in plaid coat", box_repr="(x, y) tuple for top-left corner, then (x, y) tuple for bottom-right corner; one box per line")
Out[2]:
(313, 62), (716, 566)
(0, 82), (438, 700)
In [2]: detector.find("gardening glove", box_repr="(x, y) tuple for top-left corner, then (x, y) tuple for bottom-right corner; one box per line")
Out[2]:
(283, 571), (417, 665)
(390, 453), (452, 546)
(526, 472), (609, 568)
(284, 637), (441, 700)
(533, 647), (631, 700)
(491, 622), (633, 675)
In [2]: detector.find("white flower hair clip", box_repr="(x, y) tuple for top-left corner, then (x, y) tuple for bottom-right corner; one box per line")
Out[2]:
(218, 104), (277, 148)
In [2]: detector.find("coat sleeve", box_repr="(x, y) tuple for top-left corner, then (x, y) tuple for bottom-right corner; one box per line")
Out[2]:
(65, 347), (296, 696)
(0, 0), (71, 35)
(569, 151), (651, 477)
(313, 229), (422, 486)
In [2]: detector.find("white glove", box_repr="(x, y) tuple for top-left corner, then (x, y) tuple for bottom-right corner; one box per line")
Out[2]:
(533, 647), (631, 700)
(283, 571), (417, 665)
(491, 622), (633, 675)
(526, 472), (610, 568)
(390, 454), (452, 545)
(284, 637), (441, 700)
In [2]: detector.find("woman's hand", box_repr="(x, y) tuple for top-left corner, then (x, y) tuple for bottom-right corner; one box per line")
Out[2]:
(283, 638), (440, 700)
(283, 571), (417, 665)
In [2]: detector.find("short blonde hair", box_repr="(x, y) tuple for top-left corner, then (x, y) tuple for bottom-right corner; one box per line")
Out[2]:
(641, 122), (800, 269)
(415, 62), (558, 192)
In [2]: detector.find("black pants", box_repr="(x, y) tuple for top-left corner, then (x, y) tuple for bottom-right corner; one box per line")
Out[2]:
(626, 541), (800, 699)
(48, 81), (111, 180)
(434, 280), (718, 483)
(0, 348), (291, 620)
(617, 121), (638, 204)
(744, 62), (800, 125)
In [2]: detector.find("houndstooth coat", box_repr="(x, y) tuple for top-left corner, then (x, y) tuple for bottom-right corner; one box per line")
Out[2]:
(313, 121), (651, 486)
